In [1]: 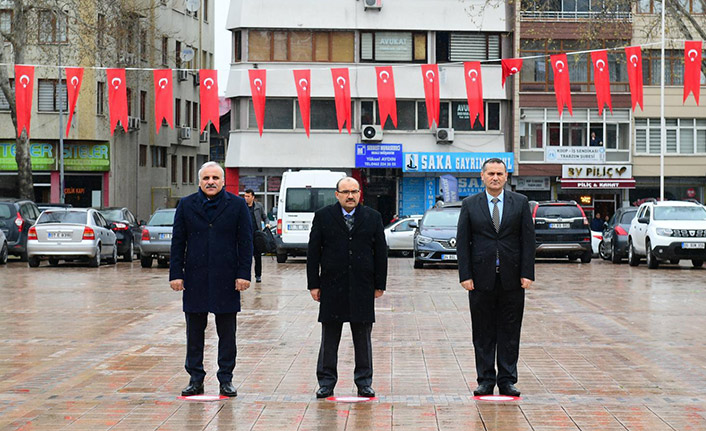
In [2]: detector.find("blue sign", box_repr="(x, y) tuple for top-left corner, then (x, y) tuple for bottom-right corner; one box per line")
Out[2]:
(355, 143), (402, 168)
(402, 152), (514, 173)
(440, 174), (458, 203)
(399, 177), (426, 215)
(445, 177), (484, 198)
(425, 177), (436, 210)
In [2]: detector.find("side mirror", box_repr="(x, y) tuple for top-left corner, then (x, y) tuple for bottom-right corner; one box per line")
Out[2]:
(409, 221), (418, 229)
(638, 216), (649, 224)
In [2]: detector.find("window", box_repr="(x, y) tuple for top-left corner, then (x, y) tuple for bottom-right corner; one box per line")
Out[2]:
(189, 157), (195, 183)
(152, 147), (167, 168)
(636, 118), (706, 154)
(97, 14), (105, 50)
(437, 32), (500, 62)
(203, 0), (209, 21)
(450, 101), (501, 131)
(175, 98), (181, 125)
(192, 102), (199, 129)
(37, 80), (67, 112)
(418, 101), (449, 129)
(162, 36), (169, 66)
(1, 10), (13, 33)
(140, 30), (148, 61)
(248, 98), (294, 129)
(232, 30), (241, 62)
(126, 88), (132, 117)
(0, 80), (12, 110)
(360, 31), (427, 62)
(182, 156), (188, 183)
(140, 91), (147, 121)
(185, 101), (191, 128)
(171, 155), (177, 183)
(96, 81), (105, 115)
(39, 10), (68, 44)
(139, 145), (147, 166)
(248, 30), (354, 62)
(175, 40), (182, 68)
(642, 50), (685, 85)
(359, 100), (416, 130)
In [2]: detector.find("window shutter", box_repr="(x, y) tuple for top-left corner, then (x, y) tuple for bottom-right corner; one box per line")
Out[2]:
(449, 33), (487, 61)
(38, 80), (55, 111)
(361, 33), (373, 60)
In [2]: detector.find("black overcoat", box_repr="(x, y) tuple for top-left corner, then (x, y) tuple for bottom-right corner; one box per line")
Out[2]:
(170, 190), (253, 313)
(307, 203), (387, 323)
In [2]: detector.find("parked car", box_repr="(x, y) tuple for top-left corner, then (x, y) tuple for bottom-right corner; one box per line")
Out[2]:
(384, 215), (422, 257)
(97, 207), (142, 262)
(628, 200), (706, 269)
(0, 198), (41, 261)
(0, 229), (7, 264)
(26, 208), (117, 267)
(413, 202), (462, 268)
(532, 200), (592, 263)
(140, 208), (176, 268)
(598, 207), (638, 263)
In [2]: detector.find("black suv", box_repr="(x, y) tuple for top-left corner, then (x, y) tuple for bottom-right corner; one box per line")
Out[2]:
(0, 198), (41, 261)
(532, 200), (592, 263)
(97, 207), (143, 262)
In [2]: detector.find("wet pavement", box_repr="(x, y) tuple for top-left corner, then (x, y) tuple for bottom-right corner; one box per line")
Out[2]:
(0, 255), (705, 430)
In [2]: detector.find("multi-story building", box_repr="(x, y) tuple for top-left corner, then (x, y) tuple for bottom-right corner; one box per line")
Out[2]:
(224, 0), (515, 222)
(0, 0), (214, 220)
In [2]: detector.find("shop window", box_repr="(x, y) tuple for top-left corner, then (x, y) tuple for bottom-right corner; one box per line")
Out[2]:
(360, 31), (426, 62)
(37, 79), (67, 112)
(248, 98), (294, 130)
(436, 32), (500, 63)
(248, 30), (354, 62)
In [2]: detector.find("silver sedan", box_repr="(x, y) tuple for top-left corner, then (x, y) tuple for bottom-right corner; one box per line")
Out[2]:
(384, 215), (422, 256)
(27, 208), (117, 267)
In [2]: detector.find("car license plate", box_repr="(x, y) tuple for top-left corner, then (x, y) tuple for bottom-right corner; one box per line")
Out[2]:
(549, 223), (570, 229)
(682, 242), (705, 249)
(159, 233), (172, 240)
(441, 254), (457, 261)
(287, 224), (309, 231)
(48, 231), (71, 239)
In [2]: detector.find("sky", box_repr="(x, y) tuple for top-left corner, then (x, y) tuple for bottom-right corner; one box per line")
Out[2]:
(213, 0), (231, 96)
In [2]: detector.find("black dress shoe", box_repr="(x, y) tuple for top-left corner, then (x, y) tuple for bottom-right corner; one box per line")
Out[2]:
(473, 384), (494, 396)
(498, 384), (521, 397)
(316, 386), (334, 398)
(181, 381), (204, 396)
(255, 276), (262, 283)
(219, 382), (238, 397)
(357, 386), (375, 397)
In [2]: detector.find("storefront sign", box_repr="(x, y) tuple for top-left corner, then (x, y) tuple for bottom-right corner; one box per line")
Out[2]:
(64, 143), (110, 171)
(403, 152), (514, 173)
(375, 32), (412, 61)
(516, 177), (550, 191)
(546, 146), (605, 163)
(562, 165), (632, 179)
(560, 179), (636, 189)
(239, 176), (264, 193)
(355, 143), (402, 168)
(267, 176), (281, 192)
(0, 141), (56, 171)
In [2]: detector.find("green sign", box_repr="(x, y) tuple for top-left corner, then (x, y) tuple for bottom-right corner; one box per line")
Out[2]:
(64, 143), (110, 172)
(0, 141), (56, 171)
(0, 141), (110, 172)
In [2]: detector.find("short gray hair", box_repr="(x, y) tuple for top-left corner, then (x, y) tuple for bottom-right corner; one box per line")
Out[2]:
(198, 161), (225, 179)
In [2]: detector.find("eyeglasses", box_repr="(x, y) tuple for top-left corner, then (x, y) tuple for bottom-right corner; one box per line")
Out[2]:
(337, 189), (360, 195)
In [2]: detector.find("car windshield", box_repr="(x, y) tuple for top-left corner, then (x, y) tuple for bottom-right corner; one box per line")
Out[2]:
(620, 211), (637, 224)
(0, 203), (12, 219)
(285, 188), (337, 212)
(653, 206), (706, 221)
(148, 211), (175, 226)
(423, 209), (460, 227)
(37, 211), (87, 224)
(99, 210), (123, 221)
(536, 206), (582, 218)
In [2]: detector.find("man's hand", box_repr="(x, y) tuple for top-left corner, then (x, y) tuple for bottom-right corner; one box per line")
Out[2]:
(236, 279), (250, 291)
(375, 289), (384, 299)
(170, 279), (185, 291)
(521, 278), (533, 289)
(265, 224), (271, 229)
(460, 279), (474, 291)
(310, 288), (320, 302)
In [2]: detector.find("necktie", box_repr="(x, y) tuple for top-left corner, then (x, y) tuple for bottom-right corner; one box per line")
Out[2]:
(345, 214), (354, 231)
(491, 198), (500, 232)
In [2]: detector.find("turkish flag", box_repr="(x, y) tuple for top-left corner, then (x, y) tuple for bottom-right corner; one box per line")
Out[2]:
(153, 69), (173, 133)
(590, 50), (613, 116)
(331, 68), (351, 134)
(684, 41), (702, 105)
(65, 67), (83, 137)
(420, 64), (440, 128)
(463, 62), (484, 128)
(249, 69), (267, 136)
(199, 69), (219, 134)
(501, 58), (523, 88)
(14, 65), (34, 138)
(293, 70), (311, 137)
(375, 66), (397, 128)
(625, 46), (644, 111)
(550, 54), (573, 116)
(106, 68), (128, 135)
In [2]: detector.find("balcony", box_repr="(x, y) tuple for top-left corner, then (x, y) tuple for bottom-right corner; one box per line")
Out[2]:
(520, 10), (632, 21)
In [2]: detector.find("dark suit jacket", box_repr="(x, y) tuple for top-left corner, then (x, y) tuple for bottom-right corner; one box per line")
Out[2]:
(170, 190), (253, 313)
(307, 202), (387, 323)
(456, 190), (535, 291)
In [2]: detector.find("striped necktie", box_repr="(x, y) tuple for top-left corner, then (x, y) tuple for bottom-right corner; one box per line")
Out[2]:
(491, 198), (500, 232)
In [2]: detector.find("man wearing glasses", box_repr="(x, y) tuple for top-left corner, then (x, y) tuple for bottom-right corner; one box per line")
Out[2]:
(307, 177), (388, 399)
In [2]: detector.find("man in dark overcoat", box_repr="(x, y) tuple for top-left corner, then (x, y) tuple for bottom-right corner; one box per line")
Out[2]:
(456, 158), (535, 398)
(307, 176), (387, 399)
(170, 161), (253, 398)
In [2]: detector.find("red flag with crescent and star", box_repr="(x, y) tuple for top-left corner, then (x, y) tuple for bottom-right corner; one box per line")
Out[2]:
(550, 54), (573, 116)
(420, 64), (440, 129)
(153, 69), (173, 133)
(464, 62), (484, 128)
(249, 69), (267, 137)
(501, 58), (523, 88)
(14, 65), (34, 138)
(293, 69), (311, 137)
(331, 68), (352, 134)
(106, 68), (128, 135)
(65, 67), (83, 137)
(199, 69), (219, 134)
(684, 40), (702, 105)
(375, 66), (397, 128)
(625, 46), (644, 111)
(590, 50), (612, 116)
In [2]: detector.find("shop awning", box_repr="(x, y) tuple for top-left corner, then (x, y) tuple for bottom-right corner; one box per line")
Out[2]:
(560, 179), (636, 189)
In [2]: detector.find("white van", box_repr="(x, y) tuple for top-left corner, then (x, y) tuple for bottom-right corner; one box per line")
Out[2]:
(275, 170), (346, 263)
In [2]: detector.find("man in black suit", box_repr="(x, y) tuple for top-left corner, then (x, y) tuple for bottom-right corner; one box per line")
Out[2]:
(456, 158), (535, 397)
(307, 177), (388, 399)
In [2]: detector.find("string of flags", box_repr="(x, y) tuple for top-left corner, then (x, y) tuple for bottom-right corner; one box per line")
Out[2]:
(8, 40), (703, 139)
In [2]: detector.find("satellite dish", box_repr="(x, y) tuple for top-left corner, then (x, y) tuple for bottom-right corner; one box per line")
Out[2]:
(180, 47), (195, 62)
(184, 0), (200, 12)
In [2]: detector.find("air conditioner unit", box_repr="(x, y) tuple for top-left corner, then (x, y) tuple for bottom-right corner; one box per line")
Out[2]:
(436, 128), (454, 144)
(361, 124), (383, 142)
(199, 129), (209, 142)
(177, 70), (189, 81)
(179, 126), (191, 140)
(364, 0), (382, 10)
(128, 116), (140, 131)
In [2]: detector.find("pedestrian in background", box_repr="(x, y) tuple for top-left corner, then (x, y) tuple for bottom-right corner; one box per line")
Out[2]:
(307, 177), (388, 399)
(170, 161), (253, 398)
(456, 158), (535, 397)
(244, 189), (270, 283)
(590, 212), (605, 232)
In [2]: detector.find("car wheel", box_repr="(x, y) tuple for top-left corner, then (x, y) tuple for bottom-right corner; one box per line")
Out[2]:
(123, 240), (134, 262)
(28, 256), (40, 268)
(628, 239), (640, 266)
(48, 258), (60, 266)
(140, 255), (153, 268)
(598, 240), (611, 260)
(646, 240), (659, 269)
(0, 242), (7, 265)
(611, 242), (621, 264)
(88, 245), (101, 268)
(692, 259), (704, 268)
(107, 246), (118, 265)
(276, 253), (287, 263)
(669, 258), (680, 265)
(580, 248), (592, 263)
